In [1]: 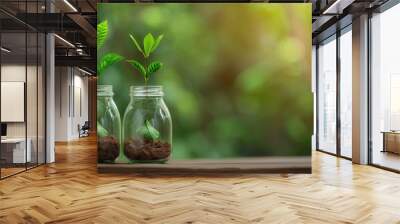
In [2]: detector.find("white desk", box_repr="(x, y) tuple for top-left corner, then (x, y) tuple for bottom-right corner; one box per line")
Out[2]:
(1, 138), (31, 163)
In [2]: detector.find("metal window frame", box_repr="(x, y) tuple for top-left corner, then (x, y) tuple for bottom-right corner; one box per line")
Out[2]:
(315, 19), (353, 161)
(367, 0), (400, 173)
(315, 0), (400, 173)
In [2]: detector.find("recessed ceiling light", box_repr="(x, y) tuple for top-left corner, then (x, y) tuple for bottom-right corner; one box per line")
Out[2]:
(63, 0), (78, 12)
(78, 67), (93, 76)
(54, 34), (75, 48)
(322, 0), (354, 15)
(1, 47), (11, 53)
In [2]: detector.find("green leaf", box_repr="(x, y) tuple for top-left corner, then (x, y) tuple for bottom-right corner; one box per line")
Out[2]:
(127, 59), (147, 78)
(147, 61), (163, 77)
(137, 120), (160, 141)
(146, 120), (160, 140)
(151, 34), (163, 53)
(143, 33), (155, 58)
(97, 20), (108, 49)
(129, 34), (144, 55)
(97, 122), (109, 138)
(98, 53), (124, 74)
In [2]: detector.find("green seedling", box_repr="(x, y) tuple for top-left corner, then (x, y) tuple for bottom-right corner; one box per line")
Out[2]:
(136, 120), (160, 141)
(127, 33), (164, 85)
(97, 20), (130, 163)
(127, 33), (164, 139)
(97, 20), (124, 75)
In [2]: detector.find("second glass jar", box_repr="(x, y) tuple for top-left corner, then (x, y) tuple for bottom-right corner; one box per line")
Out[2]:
(122, 86), (172, 163)
(97, 85), (123, 163)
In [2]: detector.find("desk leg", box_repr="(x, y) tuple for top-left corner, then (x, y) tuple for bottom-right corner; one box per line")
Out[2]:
(382, 133), (386, 153)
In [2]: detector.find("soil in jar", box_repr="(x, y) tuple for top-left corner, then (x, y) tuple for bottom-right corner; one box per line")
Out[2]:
(98, 136), (119, 163)
(124, 138), (171, 161)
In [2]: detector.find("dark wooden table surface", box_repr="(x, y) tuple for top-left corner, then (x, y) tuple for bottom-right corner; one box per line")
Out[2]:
(98, 157), (311, 174)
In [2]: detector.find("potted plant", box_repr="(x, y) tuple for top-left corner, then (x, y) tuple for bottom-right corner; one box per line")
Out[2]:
(122, 33), (172, 163)
(97, 20), (127, 163)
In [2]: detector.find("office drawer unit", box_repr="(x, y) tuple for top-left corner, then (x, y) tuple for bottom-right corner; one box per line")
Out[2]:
(382, 132), (400, 154)
(0, 138), (32, 165)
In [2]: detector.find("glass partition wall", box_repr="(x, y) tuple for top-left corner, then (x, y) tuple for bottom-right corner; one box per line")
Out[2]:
(370, 3), (400, 171)
(317, 35), (337, 154)
(316, 26), (353, 159)
(316, 0), (400, 172)
(0, 3), (46, 179)
(339, 26), (352, 159)
(0, 30), (27, 177)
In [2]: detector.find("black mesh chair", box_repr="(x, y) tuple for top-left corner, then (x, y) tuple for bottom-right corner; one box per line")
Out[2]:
(78, 121), (90, 138)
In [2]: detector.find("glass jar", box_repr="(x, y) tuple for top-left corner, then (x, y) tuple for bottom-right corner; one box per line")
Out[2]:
(97, 85), (126, 163)
(122, 86), (172, 163)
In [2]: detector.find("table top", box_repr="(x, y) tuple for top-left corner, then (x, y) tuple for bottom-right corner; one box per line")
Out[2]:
(98, 156), (311, 174)
(381, 131), (400, 134)
(1, 138), (29, 143)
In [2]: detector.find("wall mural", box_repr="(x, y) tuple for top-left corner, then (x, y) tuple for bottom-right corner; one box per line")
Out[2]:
(97, 3), (312, 167)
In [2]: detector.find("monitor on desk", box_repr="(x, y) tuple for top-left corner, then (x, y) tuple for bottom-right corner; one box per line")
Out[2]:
(1, 123), (7, 138)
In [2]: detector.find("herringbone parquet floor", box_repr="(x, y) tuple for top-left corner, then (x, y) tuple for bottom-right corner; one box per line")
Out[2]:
(1, 136), (400, 224)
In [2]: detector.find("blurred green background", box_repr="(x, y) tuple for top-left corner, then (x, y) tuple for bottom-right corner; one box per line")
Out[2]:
(98, 4), (312, 159)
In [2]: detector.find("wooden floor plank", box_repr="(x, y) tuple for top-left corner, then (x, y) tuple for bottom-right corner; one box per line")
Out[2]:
(0, 135), (399, 223)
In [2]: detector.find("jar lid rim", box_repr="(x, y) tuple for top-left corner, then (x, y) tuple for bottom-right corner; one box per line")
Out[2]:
(130, 85), (164, 96)
(130, 85), (163, 88)
(97, 85), (114, 96)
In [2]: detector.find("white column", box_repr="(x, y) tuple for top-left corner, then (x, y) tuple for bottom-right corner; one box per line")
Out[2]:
(352, 14), (369, 164)
(46, 33), (55, 163)
(45, 1), (56, 163)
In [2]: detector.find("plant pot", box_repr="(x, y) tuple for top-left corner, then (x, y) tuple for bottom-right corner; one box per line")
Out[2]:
(97, 85), (127, 163)
(122, 86), (172, 163)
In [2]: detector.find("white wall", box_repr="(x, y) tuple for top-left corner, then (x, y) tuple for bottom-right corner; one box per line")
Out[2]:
(1, 65), (26, 140)
(1, 63), (46, 164)
(1, 65), (36, 138)
(55, 67), (89, 141)
(71, 73), (89, 138)
(55, 66), (69, 141)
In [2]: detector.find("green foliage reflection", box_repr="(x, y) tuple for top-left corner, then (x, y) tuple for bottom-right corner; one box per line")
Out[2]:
(98, 4), (312, 159)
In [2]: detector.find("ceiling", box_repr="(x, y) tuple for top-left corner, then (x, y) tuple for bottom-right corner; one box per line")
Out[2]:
(0, 0), (97, 73)
(311, 0), (390, 43)
(0, 0), (392, 73)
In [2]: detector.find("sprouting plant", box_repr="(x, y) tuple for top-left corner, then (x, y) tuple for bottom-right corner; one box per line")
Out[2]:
(127, 33), (164, 140)
(127, 33), (164, 85)
(97, 20), (124, 75)
(97, 20), (124, 137)
(136, 120), (160, 141)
